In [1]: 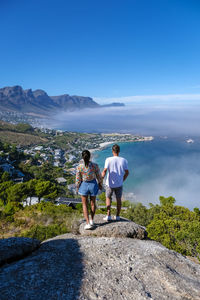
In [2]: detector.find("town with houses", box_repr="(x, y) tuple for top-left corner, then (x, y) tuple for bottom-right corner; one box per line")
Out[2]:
(0, 124), (153, 207)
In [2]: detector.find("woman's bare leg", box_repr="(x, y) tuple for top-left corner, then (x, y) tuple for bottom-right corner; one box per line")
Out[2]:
(81, 195), (89, 224)
(90, 196), (96, 220)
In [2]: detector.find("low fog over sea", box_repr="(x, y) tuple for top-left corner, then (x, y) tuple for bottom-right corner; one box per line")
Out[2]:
(52, 99), (200, 209)
(93, 138), (200, 209)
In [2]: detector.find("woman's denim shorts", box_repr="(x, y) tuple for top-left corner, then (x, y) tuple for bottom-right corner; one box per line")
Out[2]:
(78, 179), (99, 196)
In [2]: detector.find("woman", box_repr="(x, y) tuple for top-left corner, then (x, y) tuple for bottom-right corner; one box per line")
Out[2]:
(76, 150), (103, 229)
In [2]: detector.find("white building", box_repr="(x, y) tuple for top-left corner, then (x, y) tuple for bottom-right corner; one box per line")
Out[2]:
(56, 177), (67, 185)
(34, 146), (43, 151)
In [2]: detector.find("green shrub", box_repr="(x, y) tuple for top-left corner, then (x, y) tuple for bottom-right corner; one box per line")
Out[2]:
(124, 202), (150, 226)
(23, 224), (68, 241)
(146, 196), (200, 260)
(76, 203), (83, 212)
(99, 192), (106, 204)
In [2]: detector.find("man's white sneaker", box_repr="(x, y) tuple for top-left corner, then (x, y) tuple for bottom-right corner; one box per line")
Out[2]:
(114, 216), (121, 221)
(84, 223), (92, 230)
(90, 220), (94, 226)
(103, 215), (112, 221)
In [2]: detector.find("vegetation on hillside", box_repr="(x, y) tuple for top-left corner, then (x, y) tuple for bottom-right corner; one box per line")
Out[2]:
(0, 121), (100, 148)
(0, 129), (200, 262)
(0, 202), (81, 241)
(0, 121), (49, 145)
(121, 196), (200, 261)
(1, 169), (200, 262)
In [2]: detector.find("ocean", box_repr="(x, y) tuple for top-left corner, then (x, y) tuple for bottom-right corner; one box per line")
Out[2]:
(92, 137), (200, 209)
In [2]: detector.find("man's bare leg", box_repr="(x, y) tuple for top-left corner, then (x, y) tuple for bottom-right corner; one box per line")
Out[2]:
(106, 197), (111, 216)
(116, 197), (122, 217)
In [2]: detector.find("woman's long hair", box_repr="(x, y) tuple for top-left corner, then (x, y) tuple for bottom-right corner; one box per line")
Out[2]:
(82, 150), (91, 167)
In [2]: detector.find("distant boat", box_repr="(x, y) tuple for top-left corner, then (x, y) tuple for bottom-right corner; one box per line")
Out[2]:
(186, 139), (194, 143)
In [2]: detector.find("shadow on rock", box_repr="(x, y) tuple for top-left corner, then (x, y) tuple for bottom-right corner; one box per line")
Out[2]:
(0, 237), (40, 267)
(0, 237), (84, 300)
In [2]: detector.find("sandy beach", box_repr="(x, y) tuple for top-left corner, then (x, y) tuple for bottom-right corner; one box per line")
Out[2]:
(89, 142), (115, 154)
(89, 137), (154, 154)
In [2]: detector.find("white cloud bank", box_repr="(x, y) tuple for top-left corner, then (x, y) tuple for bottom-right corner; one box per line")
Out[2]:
(95, 93), (200, 104)
(52, 95), (200, 136)
(51, 96), (200, 208)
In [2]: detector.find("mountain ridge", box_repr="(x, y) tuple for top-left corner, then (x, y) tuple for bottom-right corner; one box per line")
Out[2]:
(0, 85), (99, 116)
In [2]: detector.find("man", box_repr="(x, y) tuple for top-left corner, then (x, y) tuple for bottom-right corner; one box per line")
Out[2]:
(102, 144), (129, 221)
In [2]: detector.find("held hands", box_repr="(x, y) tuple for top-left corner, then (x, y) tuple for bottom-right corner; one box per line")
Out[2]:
(98, 183), (103, 190)
(76, 185), (80, 195)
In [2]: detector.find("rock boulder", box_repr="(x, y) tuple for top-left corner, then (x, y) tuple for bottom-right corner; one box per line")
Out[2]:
(0, 237), (40, 266)
(79, 214), (147, 239)
(0, 234), (200, 299)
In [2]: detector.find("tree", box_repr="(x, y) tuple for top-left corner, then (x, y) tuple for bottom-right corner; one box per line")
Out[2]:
(1, 171), (11, 182)
(6, 183), (29, 204)
(0, 140), (3, 151)
(159, 196), (175, 207)
(26, 179), (37, 196)
(0, 168), (4, 181)
(35, 180), (58, 202)
(3, 143), (10, 152)
(9, 145), (19, 161)
(0, 181), (14, 204)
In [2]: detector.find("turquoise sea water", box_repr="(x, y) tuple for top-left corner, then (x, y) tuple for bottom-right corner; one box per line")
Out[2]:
(93, 137), (200, 209)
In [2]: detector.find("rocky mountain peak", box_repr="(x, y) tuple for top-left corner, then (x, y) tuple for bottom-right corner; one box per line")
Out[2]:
(1, 85), (23, 97)
(0, 85), (99, 115)
(33, 89), (48, 97)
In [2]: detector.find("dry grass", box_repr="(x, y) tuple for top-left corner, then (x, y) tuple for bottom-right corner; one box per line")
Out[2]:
(0, 130), (48, 146)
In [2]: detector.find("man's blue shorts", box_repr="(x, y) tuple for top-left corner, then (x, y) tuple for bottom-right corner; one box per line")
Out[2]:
(78, 179), (99, 196)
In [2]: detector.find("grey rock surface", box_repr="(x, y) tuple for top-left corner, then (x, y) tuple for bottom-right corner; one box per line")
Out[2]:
(0, 234), (200, 300)
(0, 237), (40, 266)
(79, 214), (147, 239)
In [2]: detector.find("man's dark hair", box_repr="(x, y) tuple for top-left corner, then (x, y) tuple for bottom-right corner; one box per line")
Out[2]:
(112, 144), (120, 153)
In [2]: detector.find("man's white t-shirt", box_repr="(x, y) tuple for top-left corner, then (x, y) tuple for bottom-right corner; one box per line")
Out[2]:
(104, 156), (128, 188)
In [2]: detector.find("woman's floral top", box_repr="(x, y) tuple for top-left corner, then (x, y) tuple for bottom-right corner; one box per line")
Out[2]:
(76, 161), (103, 187)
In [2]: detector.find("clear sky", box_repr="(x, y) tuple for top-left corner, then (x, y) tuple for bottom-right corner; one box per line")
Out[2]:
(1, 0), (200, 100)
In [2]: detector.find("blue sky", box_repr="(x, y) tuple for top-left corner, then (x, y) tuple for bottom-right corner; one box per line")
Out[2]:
(1, 0), (200, 101)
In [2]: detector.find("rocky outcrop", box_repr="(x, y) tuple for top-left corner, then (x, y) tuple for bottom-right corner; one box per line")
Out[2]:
(79, 214), (147, 239)
(101, 102), (125, 107)
(51, 94), (99, 110)
(0, 237), (40, 266)
(0, 234), (200, 299)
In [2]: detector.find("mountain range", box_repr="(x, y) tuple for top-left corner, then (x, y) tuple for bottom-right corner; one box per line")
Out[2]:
(0, 86), (100, 116)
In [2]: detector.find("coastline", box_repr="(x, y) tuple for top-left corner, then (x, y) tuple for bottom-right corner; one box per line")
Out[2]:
(89, 136), (154, 154)
(89, 141), (115, 154)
